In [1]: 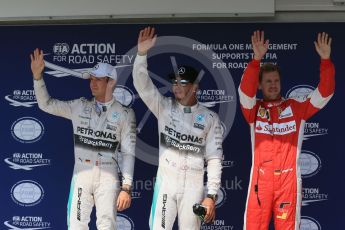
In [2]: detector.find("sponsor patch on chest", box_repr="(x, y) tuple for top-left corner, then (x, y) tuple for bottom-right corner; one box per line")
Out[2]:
(193, 123), (205, 130)
(194, 114), (206, 130)
(106, 124), (117, 131)
(257, 106), (270, 120)
(255, 120), (297, 135)
(279, 106), (293, 119)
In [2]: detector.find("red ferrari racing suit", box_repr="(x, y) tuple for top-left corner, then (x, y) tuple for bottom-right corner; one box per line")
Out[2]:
(238, 59), (335, 230)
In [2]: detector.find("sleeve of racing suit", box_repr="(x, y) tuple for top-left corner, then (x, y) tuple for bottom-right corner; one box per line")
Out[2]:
(33, 78), (75, 119)
(133, 54), (164, 118)
(301, 59), (335, 120)
(206, 159), (222, 195)
(238, 59), (260, 124)
(120, 108), (136, 187)
(205, 113), (223, 195)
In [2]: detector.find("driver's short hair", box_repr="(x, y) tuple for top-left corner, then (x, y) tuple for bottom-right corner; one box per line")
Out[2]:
(259, 63), (281, 82)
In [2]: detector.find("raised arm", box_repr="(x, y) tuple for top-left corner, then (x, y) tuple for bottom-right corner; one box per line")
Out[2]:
(302, 32), (335, 120)
(132, 27), (165, 118)
(238, 31), (269, 123)
(31, 48), (76, 119)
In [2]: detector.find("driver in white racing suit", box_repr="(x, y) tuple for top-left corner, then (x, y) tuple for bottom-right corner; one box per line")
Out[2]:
(133, 27), (223, 230)
(30, 49), (136, 230)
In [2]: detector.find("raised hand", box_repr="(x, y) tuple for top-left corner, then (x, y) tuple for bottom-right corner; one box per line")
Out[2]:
(314, 32), (332, 59)
(137, 27), (157, 56)
(251, 30), (269, 61)
(30, 48), (45, 80)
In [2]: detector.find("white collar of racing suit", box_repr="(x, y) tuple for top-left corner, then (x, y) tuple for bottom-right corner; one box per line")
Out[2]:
(176, 100), (199, 113)
(95, 97), (115, 113)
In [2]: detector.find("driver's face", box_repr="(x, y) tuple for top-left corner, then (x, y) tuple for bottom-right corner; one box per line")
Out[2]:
(172, 76), (195, 100)
(260, 71), (281, 101)
(90, 76), (108, 97)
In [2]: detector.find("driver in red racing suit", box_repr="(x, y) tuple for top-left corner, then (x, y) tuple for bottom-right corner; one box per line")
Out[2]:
(239, 31), (335, 230)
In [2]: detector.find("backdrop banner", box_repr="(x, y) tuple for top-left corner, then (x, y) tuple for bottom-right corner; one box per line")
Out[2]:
(1, 23), (344, 230)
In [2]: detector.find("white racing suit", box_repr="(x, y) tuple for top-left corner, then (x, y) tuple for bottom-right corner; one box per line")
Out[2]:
(133, 55), (223, 230)
(34, 79), (136, 230)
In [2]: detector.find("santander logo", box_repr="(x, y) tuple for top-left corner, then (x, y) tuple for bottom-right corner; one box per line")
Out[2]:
(255, 121), (297, 135)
